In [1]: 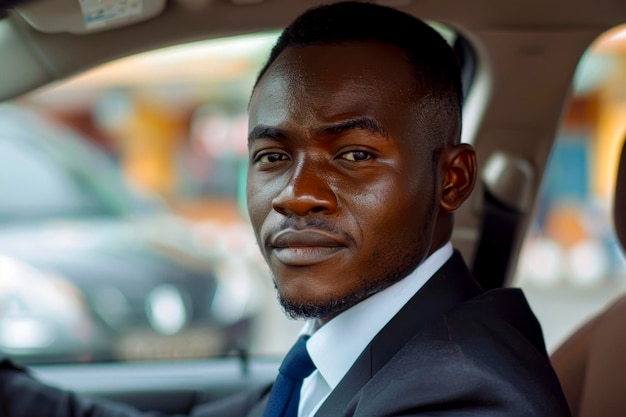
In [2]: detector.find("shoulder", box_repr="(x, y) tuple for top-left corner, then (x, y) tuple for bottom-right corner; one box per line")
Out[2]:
(351, 289), (571, 416)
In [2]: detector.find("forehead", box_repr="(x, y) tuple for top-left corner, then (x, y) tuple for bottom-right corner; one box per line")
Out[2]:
(249, 41), (421, 127)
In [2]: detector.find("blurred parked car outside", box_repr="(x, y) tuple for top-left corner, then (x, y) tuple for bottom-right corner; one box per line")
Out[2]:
(0, 103), (264, 364)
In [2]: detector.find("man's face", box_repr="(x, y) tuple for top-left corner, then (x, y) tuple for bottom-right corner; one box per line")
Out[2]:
(247, 41), (445, 321)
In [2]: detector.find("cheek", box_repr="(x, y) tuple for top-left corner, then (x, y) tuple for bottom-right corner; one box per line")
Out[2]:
(246, 175), (274, 232)
(346, 181), (401, 247)
(350, 170), (433, 243)
(246, 172), (294, 254)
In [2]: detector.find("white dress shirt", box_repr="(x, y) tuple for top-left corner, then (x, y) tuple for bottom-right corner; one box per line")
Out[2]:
(297, 242), (454, 417)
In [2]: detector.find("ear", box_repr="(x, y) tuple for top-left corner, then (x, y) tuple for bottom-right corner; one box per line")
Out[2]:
(440, 143), (477, 212)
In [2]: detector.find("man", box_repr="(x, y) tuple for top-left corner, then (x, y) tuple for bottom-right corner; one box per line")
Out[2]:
(0, 1), (570, 416)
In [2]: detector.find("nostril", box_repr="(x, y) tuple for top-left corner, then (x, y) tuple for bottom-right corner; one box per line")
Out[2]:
(273, 205), (289, 216)
(272, 190), (337, 217)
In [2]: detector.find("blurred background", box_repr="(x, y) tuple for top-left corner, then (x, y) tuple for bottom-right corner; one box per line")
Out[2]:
(0, 31), (302, 365)
(515, 24), (626, 349)
(1, 23), (626, 365)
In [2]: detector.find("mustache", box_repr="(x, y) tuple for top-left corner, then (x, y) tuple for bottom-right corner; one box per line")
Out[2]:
(265, 217), (357, 247)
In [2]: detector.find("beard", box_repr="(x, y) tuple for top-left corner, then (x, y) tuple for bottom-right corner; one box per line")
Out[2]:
(276, 279), (385, 320)
(278, 277), (403, 320)
(275, 193), (437, 321)
(275, 225), (433, 320)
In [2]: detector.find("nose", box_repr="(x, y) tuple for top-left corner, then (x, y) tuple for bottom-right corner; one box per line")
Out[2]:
(272, 159), (338, 216)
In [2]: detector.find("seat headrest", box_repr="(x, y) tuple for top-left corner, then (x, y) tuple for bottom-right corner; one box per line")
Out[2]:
(615, 139), (626, 252)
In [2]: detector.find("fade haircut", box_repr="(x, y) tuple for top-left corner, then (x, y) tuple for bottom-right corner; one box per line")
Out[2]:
(253, 1), (464, 147)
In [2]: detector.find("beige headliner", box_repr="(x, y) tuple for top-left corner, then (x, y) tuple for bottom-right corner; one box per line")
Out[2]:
(3, 0), (624, 100)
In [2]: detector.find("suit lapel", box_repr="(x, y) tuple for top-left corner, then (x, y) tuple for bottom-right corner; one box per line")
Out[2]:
(314, 251), (482, 417)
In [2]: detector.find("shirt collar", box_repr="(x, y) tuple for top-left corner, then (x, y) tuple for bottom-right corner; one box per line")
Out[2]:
(302, 242), (453, 389)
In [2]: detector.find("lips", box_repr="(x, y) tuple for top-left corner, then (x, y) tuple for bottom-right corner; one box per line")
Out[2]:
(270, 229), (347, 266)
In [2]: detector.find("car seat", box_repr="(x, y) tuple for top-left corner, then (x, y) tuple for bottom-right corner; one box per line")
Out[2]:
(550, 137), (626, 417)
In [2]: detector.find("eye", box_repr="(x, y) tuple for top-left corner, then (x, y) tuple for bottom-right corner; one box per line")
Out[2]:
(340, 150), (372, 162)
(256, 152), (288, 164)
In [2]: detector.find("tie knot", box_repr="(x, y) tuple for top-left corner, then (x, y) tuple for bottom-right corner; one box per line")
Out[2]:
(279, 336), (316, 380)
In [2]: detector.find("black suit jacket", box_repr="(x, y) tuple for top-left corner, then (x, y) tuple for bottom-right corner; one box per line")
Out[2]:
(194, 251), (571, 417)
(0, 252), (571, 417)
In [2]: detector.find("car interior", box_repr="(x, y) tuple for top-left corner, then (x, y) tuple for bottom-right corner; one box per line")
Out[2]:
(1, 0), (626, 415)
(550, 138), (626, 417)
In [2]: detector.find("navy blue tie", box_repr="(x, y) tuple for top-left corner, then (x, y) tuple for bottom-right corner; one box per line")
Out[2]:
(263, 336), (316, 417)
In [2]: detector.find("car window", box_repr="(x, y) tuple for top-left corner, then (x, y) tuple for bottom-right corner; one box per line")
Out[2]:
(516, 24), (626, 352)
(0, 104), (160, 221)
(0, 26), (473, 366)
(0, 137), (105, 218)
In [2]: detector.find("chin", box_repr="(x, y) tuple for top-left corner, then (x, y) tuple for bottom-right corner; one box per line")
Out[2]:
(277, 283), (381, 320)
(272, 276), (346, 319)
(273, 269), (400, 320)
(278, 295), (352, 320)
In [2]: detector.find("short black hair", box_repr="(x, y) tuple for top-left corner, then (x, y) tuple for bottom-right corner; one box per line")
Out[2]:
(253, 1), (463, 146)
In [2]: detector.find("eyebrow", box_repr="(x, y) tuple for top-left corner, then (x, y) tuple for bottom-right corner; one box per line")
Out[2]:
(247, 116), (389, 145)
(319, 117), (389, 138)
(248, 126), (284, 144)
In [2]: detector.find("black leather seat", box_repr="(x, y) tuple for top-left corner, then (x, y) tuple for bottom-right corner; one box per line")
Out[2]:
(550, 137), (626, 417)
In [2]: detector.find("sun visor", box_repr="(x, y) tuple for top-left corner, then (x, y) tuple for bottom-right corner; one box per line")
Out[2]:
(15, 0), (166, 34)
